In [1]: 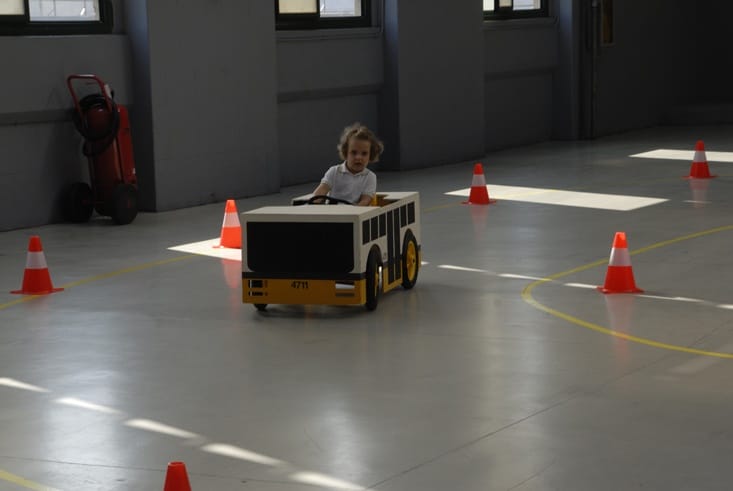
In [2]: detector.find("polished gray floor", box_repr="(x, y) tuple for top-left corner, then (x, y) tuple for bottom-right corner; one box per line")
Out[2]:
(1, 125), (733, 491)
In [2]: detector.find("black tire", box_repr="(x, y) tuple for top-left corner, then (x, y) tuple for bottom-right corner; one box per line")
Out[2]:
(111, 183), (138, 225)
(64, 182), (94, 223)
(365, 249), (381, 311)
(255, 304), (267, 311)
(401, 230), (419, 289)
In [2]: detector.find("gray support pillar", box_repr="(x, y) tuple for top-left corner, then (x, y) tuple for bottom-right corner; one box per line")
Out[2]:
(125, 0), (279, 211)
(381, 0), (485, 170)
(552, 0), (581, 140)
(124, 0), (155, 210)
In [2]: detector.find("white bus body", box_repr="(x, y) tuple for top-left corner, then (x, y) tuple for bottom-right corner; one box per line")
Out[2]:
(242, 192), (421, 311)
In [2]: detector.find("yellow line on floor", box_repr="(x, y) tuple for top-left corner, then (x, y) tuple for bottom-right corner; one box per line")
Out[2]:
(0, 469), (60, 491)
(0, 255), (195, 312)
(59, 255), (195, 289)
(522, 224), (733, 359)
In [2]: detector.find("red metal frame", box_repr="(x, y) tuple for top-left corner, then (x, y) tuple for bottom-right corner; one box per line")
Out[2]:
(67, 74), (137, 214)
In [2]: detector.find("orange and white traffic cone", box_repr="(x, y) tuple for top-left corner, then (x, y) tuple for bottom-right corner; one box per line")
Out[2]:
(685, 140), (717, 179)
(463, 163), (496, 205)
(11, 236), (63, 295)
(597, 232), (643, 294)
(213, 199), (242, 249)
(163, 461), (191, 491)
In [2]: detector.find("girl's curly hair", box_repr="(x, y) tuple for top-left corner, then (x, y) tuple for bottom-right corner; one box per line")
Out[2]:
(337, 123), (385, 163)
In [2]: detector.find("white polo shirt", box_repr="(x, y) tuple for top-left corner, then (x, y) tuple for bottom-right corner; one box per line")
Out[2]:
(320, 162), (377, 204)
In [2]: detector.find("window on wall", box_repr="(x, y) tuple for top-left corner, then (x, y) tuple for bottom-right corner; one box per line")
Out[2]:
(484, 0), (547, 19)
(0, 0), (112, 35)
(276, 0), (371, 30)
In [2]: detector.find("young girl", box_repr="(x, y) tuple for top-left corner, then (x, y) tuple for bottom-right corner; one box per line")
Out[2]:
(312, 123), (384, 206)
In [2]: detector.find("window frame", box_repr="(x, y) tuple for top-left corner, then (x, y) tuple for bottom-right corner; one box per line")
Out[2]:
(276, 0), (371, 30)
(483, 0), (548, 20)
(0, 0), (113, 36)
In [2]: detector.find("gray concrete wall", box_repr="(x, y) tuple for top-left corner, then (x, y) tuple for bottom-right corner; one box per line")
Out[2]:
(552, 0), (581, 140)
(275, 1), (559, 178)
(663, 3), (733, 125)
(381, 0), (486, 170)
(124, 0), (154, 210)
(702, 5), (733, 103)
(2, 0), (731, 230)
(589, 1), (733, 134)
(276, 29), (383, 186)
(483, 18), (558, 149)
(143, 1), (279, 211)
(591, 0), (690, 134)
(0, 35), (132, 231)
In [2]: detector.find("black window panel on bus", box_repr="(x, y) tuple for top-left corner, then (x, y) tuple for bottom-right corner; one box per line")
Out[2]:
(247, 222), (354, 274)
(370, 216), (379, 242)
(390, 209), (401, 281)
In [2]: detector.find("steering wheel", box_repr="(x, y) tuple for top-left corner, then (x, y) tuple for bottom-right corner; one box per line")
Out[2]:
(307, 195), (354, 205)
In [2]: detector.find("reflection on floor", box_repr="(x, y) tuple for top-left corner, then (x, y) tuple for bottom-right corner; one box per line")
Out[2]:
(1, 125), (733, 490)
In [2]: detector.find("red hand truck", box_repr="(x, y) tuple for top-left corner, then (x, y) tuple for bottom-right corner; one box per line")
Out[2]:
(65, 74), (138, 225)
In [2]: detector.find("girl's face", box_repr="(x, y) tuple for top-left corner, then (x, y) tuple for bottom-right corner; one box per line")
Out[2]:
(345, 137), (371, 174)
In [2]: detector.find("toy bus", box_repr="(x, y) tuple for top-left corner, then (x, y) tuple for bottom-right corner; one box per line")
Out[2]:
(241, 192), (421, 311)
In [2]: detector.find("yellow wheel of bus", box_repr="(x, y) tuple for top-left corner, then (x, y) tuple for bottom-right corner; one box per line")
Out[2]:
(365, 249), (381, 311)
(401, 230), (419, 289)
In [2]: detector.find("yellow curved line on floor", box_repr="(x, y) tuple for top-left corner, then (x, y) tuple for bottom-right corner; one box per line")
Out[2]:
(0, 255), (194, 312)
(522, 224), (733, 359)
(0, 469), (60, 491)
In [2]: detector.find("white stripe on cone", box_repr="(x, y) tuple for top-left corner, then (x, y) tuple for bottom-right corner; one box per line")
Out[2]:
(471, 174), (486, 187)
(608, 247), (632, 267)
(25, 251), (48, 269)
(222, 212), (241, 228)
(693, 150), (706, 163)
